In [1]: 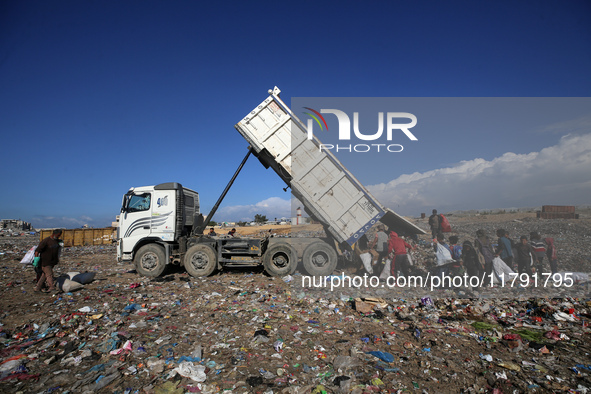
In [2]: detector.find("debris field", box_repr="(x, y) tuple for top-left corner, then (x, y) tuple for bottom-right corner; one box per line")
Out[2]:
(0, 213), (590, 393)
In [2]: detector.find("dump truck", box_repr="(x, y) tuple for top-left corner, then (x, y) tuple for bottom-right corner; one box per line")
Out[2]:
(117, 87), (424, 277)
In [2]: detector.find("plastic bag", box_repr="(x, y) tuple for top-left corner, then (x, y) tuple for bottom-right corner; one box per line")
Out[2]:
(333, 355), (360, 370)
(32, 256), (41, 267)
(20, 246), (37, 265)
(440, 214), (452, 232)
(174, 362), (206, 382)
(379, 259), (391, 280)
(435, 243), (453, 266)
(491, 256), (514, 284)
(366, 351), (395, 363)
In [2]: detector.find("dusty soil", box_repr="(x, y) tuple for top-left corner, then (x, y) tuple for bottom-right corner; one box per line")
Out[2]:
(213, 224), (321, 237)
(0, 214), (590, 393)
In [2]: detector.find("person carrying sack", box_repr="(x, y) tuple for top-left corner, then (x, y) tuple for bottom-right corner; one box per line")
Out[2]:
(34, 229), (63, 293)
(356, 234), (374, 275)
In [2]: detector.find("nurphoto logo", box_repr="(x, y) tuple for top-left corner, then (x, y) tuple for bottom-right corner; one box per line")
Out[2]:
(303, 108), (418, 153)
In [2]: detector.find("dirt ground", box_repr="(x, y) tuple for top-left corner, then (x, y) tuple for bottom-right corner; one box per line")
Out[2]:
(0, 214), (590, 393)
(212, 224), (319, 237)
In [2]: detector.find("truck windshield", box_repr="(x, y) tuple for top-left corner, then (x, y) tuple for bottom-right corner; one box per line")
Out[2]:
(127, 193), (151, 213)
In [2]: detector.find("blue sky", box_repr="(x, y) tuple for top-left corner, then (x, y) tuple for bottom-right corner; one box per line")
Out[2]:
(1, 1), (590, 228)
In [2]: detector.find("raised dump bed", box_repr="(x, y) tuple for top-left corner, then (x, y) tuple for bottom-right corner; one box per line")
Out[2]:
(235, 87), (424, 246)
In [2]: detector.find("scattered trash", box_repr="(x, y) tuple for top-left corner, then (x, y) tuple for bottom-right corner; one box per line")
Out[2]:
(480, 353), (493, 362)
(174, 362), (207, 382)
(366, 350), (395, 363)
(0, 223), (590, 393)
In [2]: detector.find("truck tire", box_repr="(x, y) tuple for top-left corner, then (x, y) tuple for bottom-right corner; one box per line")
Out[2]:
(135, 244), (167, 277)
(263, 243), (297, 277)
(302, 241), (337, 276)
(184, 244), (217, 277)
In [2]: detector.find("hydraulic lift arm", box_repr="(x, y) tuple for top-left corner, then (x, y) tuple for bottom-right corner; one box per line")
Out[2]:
(192, 147), (253, 235)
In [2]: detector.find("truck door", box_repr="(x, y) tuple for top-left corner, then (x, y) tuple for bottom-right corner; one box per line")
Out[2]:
(120, 192), (154, 255)
(150, 189), (176, 241)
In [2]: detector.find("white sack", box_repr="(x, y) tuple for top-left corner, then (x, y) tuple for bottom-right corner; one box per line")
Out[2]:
(56, 277), (84, 292)
(491, 256), (515, 284)
(379, 259), (392, 280)
(435, 243), (453, 266)
(556, 272), (589, 284)
(20, 246), (37, 265)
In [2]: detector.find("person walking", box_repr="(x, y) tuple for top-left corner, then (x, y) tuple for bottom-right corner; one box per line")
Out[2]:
(34, 229), (63, 293)
(545, 237), (558, 274)
(371, 225), (389, 267)
(495, 229), (514, 270)
(530, 232), (546, 273)
(515, 235), (536, 275)
(356, 234), (373, 275)
(448, 235), (463, 276)
(461, 240), (483, 278)
(388, 231), (414, 277)
(433, 233), (453, 279)
(428, 209), (442, 239)
(475, 229), (495, 276)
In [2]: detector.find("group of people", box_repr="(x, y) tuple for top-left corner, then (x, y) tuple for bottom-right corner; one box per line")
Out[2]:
(356, 211), (559, 282)
(428, 208), (559, 277)
(208, 227), (237, 237)
(356, 225), (416, 278)
(434, 228), (559, 278)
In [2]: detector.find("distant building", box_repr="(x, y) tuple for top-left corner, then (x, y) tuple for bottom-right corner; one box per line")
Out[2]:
(0, 219), (33, 231)
(537, 205), (578, 219)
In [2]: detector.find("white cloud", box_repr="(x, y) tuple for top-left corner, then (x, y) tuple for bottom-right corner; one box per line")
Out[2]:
(368, 133), (591, 215)
(537, 115), (591, 135)
(216, 197), (291, 222)
(123, 133), (590, 224)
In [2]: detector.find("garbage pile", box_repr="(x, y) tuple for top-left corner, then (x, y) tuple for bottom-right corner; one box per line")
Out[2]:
(0, 234), (38, 262)
(1, 214), (590, 393)
(0, 244), (589, 393)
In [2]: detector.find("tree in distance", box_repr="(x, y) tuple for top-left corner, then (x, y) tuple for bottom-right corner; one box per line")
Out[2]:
(254, 214), (267, 224)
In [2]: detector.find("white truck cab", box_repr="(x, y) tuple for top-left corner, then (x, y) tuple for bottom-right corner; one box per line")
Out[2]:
(117, 180), (299, 278)
(117, 182), (200, 275)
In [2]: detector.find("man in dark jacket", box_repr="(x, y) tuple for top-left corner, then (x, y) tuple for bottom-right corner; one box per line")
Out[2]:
(34, 229), (63, 293)
(475, 229), (495, 276)
(495, 229), (514, 270)
(428, 209), (441, 239)
(515, 235), (536, 275)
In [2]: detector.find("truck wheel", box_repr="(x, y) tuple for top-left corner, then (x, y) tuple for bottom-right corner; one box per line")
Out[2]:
(263, 243), (297, 277)
(184, 244), (217, 277)
(135, 244), (167, 277)
(302, 241), (337, 276)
